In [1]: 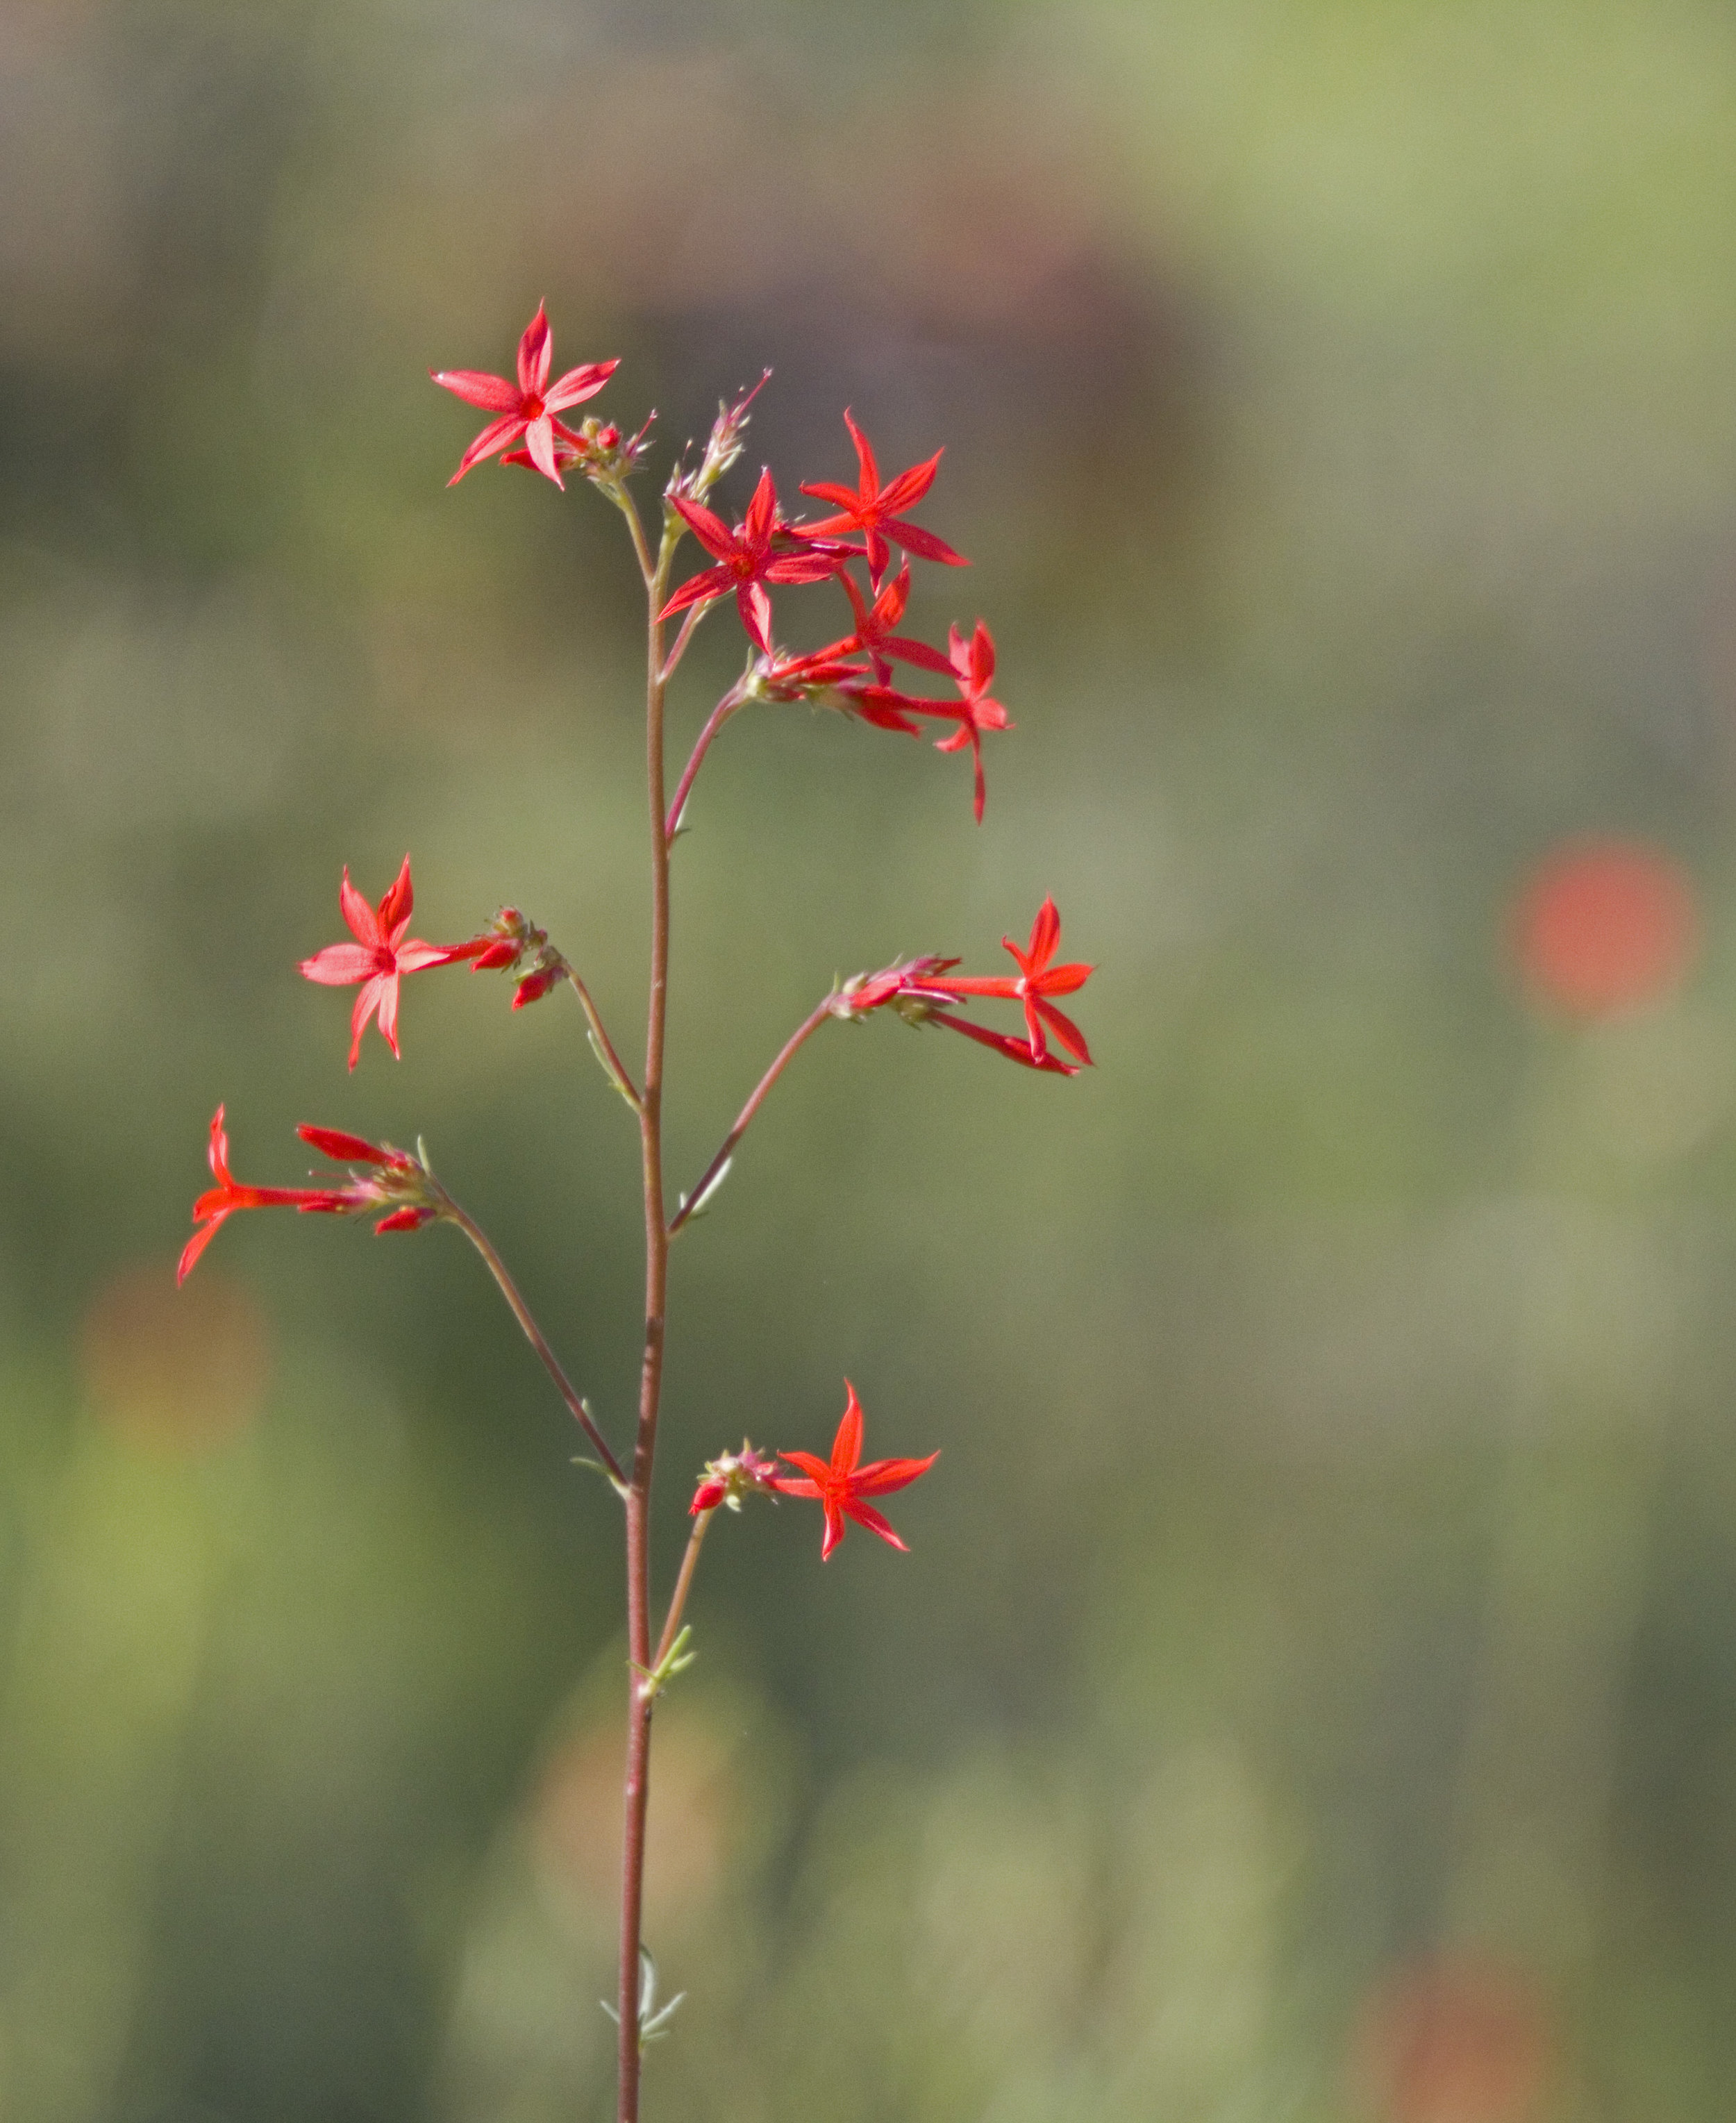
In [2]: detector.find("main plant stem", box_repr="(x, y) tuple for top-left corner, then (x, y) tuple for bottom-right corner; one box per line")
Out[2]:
(619, 501), (676, 2123)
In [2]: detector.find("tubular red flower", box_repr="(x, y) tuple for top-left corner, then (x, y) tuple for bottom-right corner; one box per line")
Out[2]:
(432, 305), (619, 489)
(298, 857), (487, 1068)
(660, 468), (842, 652)
(826, 563), (956, 685)
(921, 897), (1094, 1065)
(800, 410), (969, 585)
(178, 1106), (367, 1284)
(175, 1108), (449, 1283)
(771, 1383), (938, 1560)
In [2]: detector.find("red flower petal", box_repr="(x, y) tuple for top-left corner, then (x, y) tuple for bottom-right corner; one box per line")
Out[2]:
(930, 1011), (1079, 1074)
(176, 1213), (228, 1285)
(832, 1383), (865, 1473)
(544, 358), (619, 412)
(669, 495), (736, 560)
(840, 1499), (908, 1550)
(659, 563), (733, 622)
(843, 408), (880, 497)
(737, 581), (773, 652)
(449, 413), (530, 484)
(431, 369), (521, 412)
(517, 305), (552, 397)
(1035, 997), (1092, 1065)
(378, 855), (414, 936)
(877, 453), (943, 513)
(851, 1451), (942, 1497)
(775, 1451), (832, 1485)
(524, 415), (562, 487)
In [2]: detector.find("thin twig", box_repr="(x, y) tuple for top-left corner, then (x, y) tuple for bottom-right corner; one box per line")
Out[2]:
(565, 967), (643, 1109)
(667, 997), (835, 1239)
(651, 1509), (712, 1679)
(665, 680), (749, 843)
(444, 1199), (626, 1486)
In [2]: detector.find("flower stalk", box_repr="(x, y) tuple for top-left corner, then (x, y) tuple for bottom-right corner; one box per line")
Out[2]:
(178, 306), (1098, 2123)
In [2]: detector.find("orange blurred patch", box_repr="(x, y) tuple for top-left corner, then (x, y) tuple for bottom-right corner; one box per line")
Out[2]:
(81, 1260), (271, 1451)
(531, 1706), (737, 1930)
(1512, 840), (1699, 1019)
(1351, 1958), (1553, 2123)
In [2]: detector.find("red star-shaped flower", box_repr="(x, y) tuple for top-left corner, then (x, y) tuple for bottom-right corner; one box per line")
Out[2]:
(771, 1383), (938, 1560)
(921, 897), (1094, 1066)
(660, 467), (842, 652)
(432, 304), (618, 488)
(827, 561), (955, 685)
(800, 409), (969, 585)
(298, 857), (486, 1069)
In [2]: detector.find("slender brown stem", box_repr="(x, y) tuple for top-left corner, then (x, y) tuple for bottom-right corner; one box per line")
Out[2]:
(652, 1508), (713, 1676)
(665, 681), (749, 842)
(444, 1200), (625, 1486)
(618, 508), (681, 2123)
(667, 997), (835, 1240)
(564, 965), (642, 1109)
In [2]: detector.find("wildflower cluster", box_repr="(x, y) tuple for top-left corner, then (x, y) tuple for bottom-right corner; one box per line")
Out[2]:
(181, 301), (1096, 2121)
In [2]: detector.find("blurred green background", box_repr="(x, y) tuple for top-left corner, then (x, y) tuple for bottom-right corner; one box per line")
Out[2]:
(6, 1), (1736, 2117)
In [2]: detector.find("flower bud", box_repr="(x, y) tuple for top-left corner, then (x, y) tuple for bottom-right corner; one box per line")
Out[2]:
(689, 1440), (782, 1515)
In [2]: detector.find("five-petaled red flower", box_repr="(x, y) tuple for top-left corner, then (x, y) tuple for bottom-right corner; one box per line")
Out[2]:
(771, 1382), (938, 1560)
(800, 410), (969, 585)
(298, 857), (485, 1068)
(832, 949), (1087, 1074)
(922, 897), (1094, 1066)
(661, 467), (842, 652)
(432, 304), (619, 488)
(828, 561), (955, 685)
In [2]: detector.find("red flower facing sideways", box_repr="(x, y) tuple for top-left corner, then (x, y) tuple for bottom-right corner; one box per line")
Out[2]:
(772, 1383), (938, 1560)
(178, 1113), (442, 1285)
(661, 467), (842, 652)
(922, 896), (1093, 1067)
(933, 621), (1012, 824)
(800, 410), (969, 585)
(177, 1106), (354, 1285)
(299, 858), (486, 1068)
(432, 304), (619, 488)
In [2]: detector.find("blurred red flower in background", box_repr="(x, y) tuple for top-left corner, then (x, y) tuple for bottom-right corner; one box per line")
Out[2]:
(1351, 1957), (1553, 2123)
(1512, 840), (1699, 1018)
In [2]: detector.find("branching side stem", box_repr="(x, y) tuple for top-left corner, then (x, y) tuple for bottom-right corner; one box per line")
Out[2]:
(565, 966), (642, 1109)
(445, 1200), (625, 1485)
(652, 1508), (712, 1679)
(668, 998), (835, 1239)
(665, 680), (749, 842)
